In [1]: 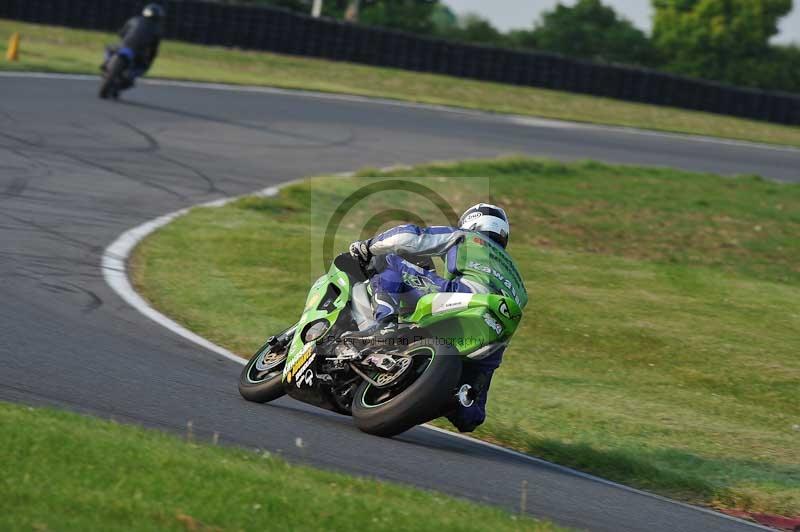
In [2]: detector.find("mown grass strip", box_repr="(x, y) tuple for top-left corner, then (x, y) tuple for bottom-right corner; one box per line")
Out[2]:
(0, 401), (561, 531)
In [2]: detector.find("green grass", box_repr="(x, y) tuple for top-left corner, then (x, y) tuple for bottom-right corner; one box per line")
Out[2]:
(2, 19), (800, 147)
(0, 401), (560, 531)
(132, 158), (800, 516)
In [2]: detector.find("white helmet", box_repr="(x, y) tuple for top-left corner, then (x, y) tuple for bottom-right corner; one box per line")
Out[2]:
(459, 203), (510, 248)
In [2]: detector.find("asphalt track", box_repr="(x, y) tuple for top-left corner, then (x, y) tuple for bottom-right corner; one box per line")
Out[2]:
(2, 73), (796, 531)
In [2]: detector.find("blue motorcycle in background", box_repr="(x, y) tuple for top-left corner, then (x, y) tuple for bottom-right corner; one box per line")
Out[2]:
(98, 46), (144, 100)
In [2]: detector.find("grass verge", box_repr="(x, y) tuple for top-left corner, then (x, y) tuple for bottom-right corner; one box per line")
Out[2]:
(0, 401), (559, 531)
(1, 18), (800, 147)
(132, 158), (800, 516)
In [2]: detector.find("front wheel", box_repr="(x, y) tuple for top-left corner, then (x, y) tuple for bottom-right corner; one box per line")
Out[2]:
(238, 336), (289, 403)
(99, 55), (125, 100)
(352, 340), (462, 437)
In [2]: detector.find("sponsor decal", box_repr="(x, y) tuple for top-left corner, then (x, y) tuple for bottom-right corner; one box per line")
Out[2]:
(296, 368), (314, 388)
(464, 212), (483, 223)
(498, 301), (511, 319)
(431, 293), (473, 314)
(483, 313), (504, 336)
(402, 272), (438, 293)
(286, 344), (316, 383)
(468, 261), (521, 305)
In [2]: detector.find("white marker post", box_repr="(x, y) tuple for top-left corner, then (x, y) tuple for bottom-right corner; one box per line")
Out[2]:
(311, 0), (323, 18)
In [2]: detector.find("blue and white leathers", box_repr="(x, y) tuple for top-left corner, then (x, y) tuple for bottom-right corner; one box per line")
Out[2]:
(366, 223), (503, 433)
(369, 224), (491, 299)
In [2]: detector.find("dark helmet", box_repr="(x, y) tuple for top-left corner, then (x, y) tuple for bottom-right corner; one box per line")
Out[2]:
(143, 3), (166, 19)
(459, 203), (510, 248)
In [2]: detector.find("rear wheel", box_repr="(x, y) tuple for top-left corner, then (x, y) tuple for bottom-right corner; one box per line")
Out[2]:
(238, 336), (289, 403)
(352, 340), (462, 437)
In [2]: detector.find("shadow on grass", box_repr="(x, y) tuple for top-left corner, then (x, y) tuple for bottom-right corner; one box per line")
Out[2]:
(486, 424), (800, 512)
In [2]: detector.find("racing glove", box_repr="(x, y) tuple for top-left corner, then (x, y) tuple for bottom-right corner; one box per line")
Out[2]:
(349, 239), (372, 264)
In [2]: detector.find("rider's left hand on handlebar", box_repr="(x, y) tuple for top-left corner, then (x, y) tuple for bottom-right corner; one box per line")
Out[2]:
(349, 240), (372, 265)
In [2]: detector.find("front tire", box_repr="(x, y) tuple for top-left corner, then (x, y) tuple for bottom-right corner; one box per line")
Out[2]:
(352, 340), (462, 437)
(99, 56), (125, 100)
(238, 338), (288, 403)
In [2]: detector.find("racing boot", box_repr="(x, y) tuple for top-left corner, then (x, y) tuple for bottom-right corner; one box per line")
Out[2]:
(341, 292), (399, 344)
(342, 314), (398, 342)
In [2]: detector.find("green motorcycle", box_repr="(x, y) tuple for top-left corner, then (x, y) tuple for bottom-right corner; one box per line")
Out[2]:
(238, 253), (523, 437)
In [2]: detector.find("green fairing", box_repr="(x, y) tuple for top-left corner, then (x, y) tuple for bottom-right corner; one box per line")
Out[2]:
(283, 264), (350, 380)
(448, 232), (528, 309)
(284, 251), (525, 376)
(406, 293), (522, 354)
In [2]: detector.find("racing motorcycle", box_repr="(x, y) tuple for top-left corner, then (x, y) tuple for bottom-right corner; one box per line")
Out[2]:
(98, 46), (135, 100)
(238, 253), (523, 437)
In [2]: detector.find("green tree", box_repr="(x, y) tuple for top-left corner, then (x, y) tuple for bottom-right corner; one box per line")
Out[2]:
(430, 4), (458, 34)
(528, 0), (658, 65)
(356, 0), (439, 34)
(506, 28), (538, 50)
(652, 0), (793, 87)
(742, 44), (800, 93)
(435, 13), (507, 46)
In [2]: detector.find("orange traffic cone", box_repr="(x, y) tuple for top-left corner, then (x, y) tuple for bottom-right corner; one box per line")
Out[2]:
(6, 32), (20, 61)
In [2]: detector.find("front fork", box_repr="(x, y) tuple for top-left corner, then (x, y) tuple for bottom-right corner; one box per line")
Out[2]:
(270, 324), (298, 350)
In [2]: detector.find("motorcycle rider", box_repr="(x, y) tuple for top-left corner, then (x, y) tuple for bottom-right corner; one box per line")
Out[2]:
(102, 3), (164, 91)
(347, 203), (527, 432)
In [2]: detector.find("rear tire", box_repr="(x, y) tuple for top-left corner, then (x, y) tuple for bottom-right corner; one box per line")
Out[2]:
(238, 338), (288, 403)
(352, 340), (462, 437)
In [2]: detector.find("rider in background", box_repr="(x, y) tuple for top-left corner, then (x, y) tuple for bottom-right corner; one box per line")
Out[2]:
(347, 203), (528, 433)
(103, 4), (165, 89)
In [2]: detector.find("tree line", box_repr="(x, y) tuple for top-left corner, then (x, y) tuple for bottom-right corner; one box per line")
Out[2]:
(219, 0), (800, 94)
